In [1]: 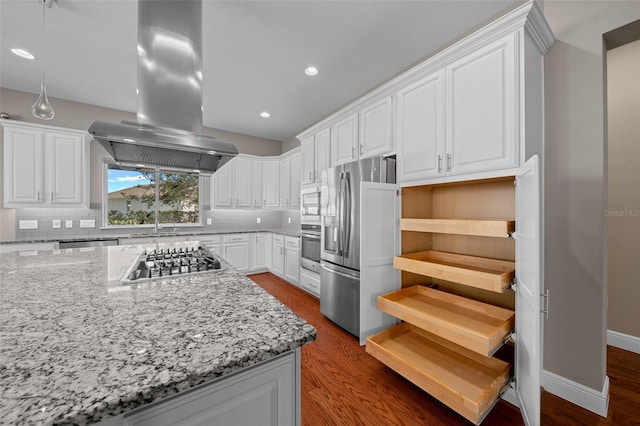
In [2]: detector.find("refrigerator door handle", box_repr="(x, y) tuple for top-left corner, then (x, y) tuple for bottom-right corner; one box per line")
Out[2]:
(337, 171), (345, 257)
(320, 262), (359, 279)
(343, 171), (352, 258)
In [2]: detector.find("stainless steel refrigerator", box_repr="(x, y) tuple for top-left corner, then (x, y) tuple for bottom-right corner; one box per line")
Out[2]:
(319, 156), (395, 336)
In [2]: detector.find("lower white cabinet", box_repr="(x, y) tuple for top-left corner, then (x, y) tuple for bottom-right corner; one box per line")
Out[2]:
(284, 237), (300, 285)
(223, 234), (250, 272)
(98, 350), (300, 426)
(272, 235), (285, 277)
(0, 242), (59, 254)
(299, 269), (320, 298)
(251, 233), (271, 272)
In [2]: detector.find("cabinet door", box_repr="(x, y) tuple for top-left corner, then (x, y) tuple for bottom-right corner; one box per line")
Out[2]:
(3, 126), (44, 205)
(284, 247), (300, 284)
(289, 153), (301, 207)
(279, 157), (291, 207)
(262, 160), (280, 208)
(332, 113), (358, 166)
(445, 33), (517, 176)
(359, 96), (393, 159)
(252, 234), (270, 270)
(300, 136), (315, 184)
(234, 157), (252, 208)
(272, 242), (285, 277)
(48, 132), (85, 205)
(396, 71), (445, 182)
(213, 158), (234, 208)
(224, 242), (250, 272)
(515, 155), (541, 426)
(314, 128), (331, 181)
(251, 159), (263, 208)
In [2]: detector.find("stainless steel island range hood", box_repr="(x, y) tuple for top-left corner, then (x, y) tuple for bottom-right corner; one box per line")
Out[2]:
(89, 0), (237, 174)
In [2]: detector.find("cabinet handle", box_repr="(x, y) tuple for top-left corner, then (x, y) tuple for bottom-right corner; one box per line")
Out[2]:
(360, 144), (364, 156)
(446, 153), (452, 172)
(50, 191), (54, 201)
(437, 155), (442, 173)
(351, 146), (356, 159)
(37, 191), (41, 201)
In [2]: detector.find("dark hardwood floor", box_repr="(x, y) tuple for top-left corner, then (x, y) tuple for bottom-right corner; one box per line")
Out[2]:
(248, 273), (640, 426)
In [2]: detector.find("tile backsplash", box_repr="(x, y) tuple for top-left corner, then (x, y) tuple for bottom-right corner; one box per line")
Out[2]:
(13, 205), (300, 241)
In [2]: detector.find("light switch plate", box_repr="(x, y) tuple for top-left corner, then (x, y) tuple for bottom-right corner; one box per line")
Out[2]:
(288, 217), (291, 224)
(256, 217), (261, 224)
(80, 219), (95, 228)
(65, 220), (73, 228)
(52, 220), (61, 229)
(19, 220), (38, 229)
(206, 218), (212, 225)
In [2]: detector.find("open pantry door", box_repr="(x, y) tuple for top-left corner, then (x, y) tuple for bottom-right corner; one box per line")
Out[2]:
(515, 155), (542, 426)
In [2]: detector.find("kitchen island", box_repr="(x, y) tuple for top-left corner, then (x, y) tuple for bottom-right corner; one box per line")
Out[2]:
(0, 241), (316, 425)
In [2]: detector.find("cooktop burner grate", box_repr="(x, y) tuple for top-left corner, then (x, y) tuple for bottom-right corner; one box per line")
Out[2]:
(120, 246), (224, 284)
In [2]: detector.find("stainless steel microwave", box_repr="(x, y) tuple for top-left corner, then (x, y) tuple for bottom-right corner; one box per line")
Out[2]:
(301, 187), (321, 222)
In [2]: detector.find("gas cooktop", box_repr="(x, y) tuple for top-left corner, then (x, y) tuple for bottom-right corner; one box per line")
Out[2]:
(121, 246), (224, 284)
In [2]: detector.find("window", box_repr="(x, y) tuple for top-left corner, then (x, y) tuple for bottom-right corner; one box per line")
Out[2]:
(105, 163), (201, 226)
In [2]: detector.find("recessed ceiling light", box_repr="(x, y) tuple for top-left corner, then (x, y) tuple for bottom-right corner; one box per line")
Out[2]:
(260, 111), (271, 118)
(11, 48), (35, 60)
(305, 66), (319, 76)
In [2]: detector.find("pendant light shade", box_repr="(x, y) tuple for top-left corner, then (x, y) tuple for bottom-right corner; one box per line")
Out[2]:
(31, 0), (55, 120)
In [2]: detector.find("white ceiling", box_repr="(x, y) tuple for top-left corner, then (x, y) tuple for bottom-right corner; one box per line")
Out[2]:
(0, 0), (520, 142)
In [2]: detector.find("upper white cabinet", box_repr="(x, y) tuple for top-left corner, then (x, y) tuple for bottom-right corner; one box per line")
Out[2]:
(262, 159), (280, 208)
(331, 113), (359, 165)
(279, 151), (301, 208)
(301, 127), (331, 185)
(3, 120), (89, 208)
(396, 33), (517, 183)
(359, 96), (393, 159)
(212, 155), (268, 209)
(395, 70), (445, 181)
(445, 33), (517, 176)
(250, 159), (263, 208)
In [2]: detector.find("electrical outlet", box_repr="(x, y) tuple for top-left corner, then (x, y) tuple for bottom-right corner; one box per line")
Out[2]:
(288, 217), (291, 224)
(19, 220), (38, 229)
(206, 218), (212, 225)
(80, 219), (95, 228)
(256, 217), (261, 224)
(52, 220), (61, 229)
(65, 220), (73, 228)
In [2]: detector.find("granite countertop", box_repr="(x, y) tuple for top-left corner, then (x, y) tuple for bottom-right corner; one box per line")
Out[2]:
(0, 228), (300, 245)
(0, 242), (316, 425)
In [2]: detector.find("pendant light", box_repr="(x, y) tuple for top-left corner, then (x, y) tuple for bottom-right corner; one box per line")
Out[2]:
(31, 0), (55, 120)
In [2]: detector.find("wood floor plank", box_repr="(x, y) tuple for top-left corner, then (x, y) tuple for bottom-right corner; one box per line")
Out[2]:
(249, 272), (640, 426)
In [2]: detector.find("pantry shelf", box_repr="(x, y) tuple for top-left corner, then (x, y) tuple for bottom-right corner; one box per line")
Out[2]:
(393, 250), (515, 293)
(377, 285), (514, 356)
(365, 323), (511, 425)
(400, 218), (515, 238)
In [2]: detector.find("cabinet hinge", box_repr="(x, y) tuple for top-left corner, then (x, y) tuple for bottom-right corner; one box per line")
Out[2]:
(508, 278), (518, 292)
(396, 189), (402, 197)
(514, 179), (518, 187)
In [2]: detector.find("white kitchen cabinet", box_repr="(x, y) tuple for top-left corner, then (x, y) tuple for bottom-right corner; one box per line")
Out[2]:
(395, 70), (445, 182)
(251, 233), (271, 272)
(299, 269), (320, 298)
(262, 159), (280, 208)
(289, 152), (301, 207)
(271, 235), (285, 277)
(223, 234), (250, 272)
(445, 33), (517, 176)
(111, 350), (300, 426)
(284, 236), (300, 285)
(331, 113), (359, 166)
(212, 155), (256, 209)
(359, 96), (393, 159)
(251, 159), (263, 208)
(2, 120), (88, 208)
(279, 156), (291, 207)
(198, 235), (222, 256)
(0, 242), (59, 254)
(301, 128), (331, 185)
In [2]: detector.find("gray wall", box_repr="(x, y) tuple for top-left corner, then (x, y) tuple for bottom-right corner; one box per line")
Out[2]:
(607, 39), (640, 339)
(0, 88), (284, 241)
(542, 0), (640, 392)
(281, 135), (301, 154)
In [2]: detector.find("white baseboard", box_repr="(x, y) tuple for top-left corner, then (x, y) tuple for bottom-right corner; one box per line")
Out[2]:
(542, 370), (609, 418)
(607, 329), (640, 354)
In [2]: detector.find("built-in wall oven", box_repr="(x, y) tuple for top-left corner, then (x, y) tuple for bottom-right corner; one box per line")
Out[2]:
(300, 223), (321, 274)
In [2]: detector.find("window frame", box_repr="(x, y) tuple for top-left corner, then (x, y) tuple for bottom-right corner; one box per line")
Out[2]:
(102, 159), (206, 229)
